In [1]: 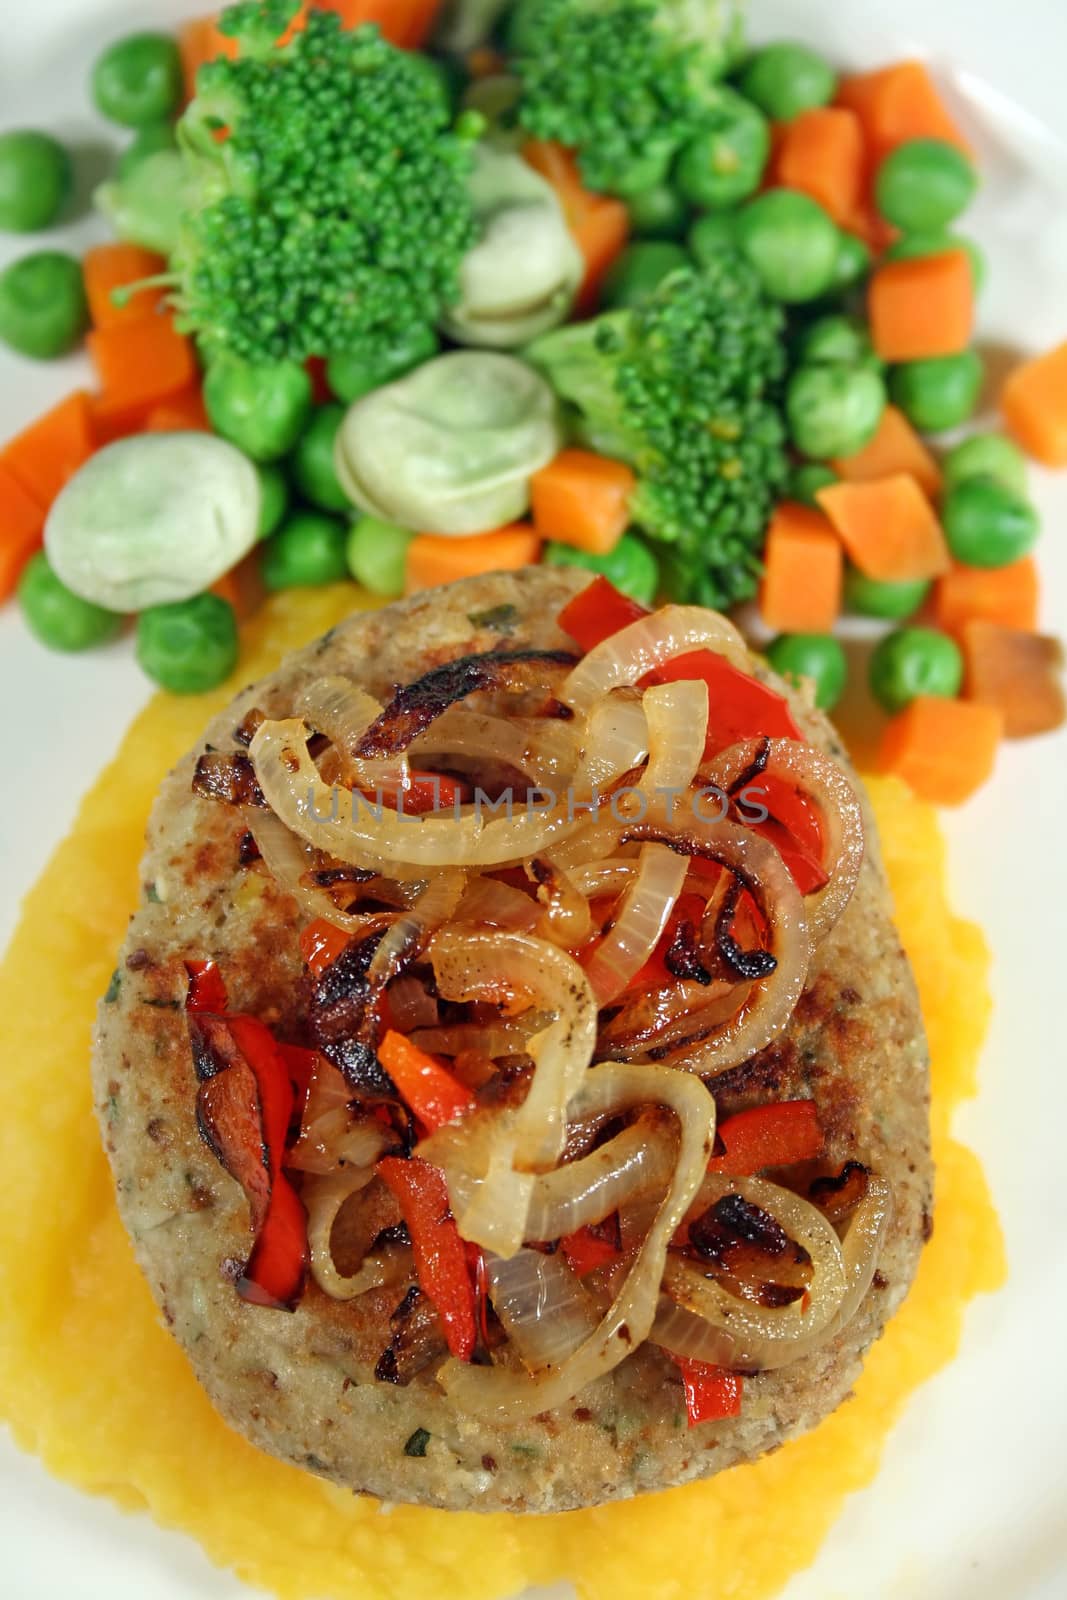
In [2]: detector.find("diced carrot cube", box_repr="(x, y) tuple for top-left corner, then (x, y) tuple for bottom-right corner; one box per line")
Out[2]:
(836, 61), (971, 160)
(869, 250), (974, 362)
(144, 388), (211, 433)
(932, 558), (1039, 637)
(405, 526), (542, 594)
(817, 475), (950, 582)
(1000, 340), (1067, 467)
(88, 316), (198, 427)
(833, 406), (942, 501)
(312, 1), (437, 47)
(83, 244), (167, 331)
(758, 502), (843, 633)
(522, 141), (629, 313)
(961, 621), (1065, 739)
(772, 108), (866, 228)
(210, 554), (264, 622)
(2, 392), (94, 507)
(0, 462), (46, 599)
(178, 16), (238, 103)
(878, 695), (1002, 805)
(530, 449), (635, 554)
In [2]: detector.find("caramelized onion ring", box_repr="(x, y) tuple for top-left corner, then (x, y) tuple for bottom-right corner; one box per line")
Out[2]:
(662, 1176), (847, 1368)
(249, 718), (581, 876)
(613, 813), (810, 1075)
(437, 1062), (716, 1421)
(638, 680), (709, 797)
(562, 605), (749, 714)
(583, 842), (688, 1005)
(705, 737), (865, 949)
(485, 1250), (598, 1373)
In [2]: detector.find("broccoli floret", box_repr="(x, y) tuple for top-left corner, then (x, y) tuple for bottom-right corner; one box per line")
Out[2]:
(165, 0), (482, 364)
(527, 256), (789, 608)
(511, 0), (745, 197)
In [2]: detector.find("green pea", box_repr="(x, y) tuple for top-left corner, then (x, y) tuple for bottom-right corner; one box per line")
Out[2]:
(290, 404), (350, 513)
(262, 511), (349, 590)
(786, 363), (887, 460)
(869, 626), (963, 714)
(789, 462), (838, 508)
(136, 594), (238, 693)
(889, 350), (983, 433)
(0, 131), (71, 233)
(627, 183), (690, 241)
(689, 210), (742, 265)
(739, 42), (838, 122)
(736, 190), (840, 303)
(116, 121), (177, 180)
(18, 553), (122, 652)
(797, 314), (878, 368)
(346, 516), (414, 598)
(942, 476), (1039, 569)
(674, 89), (770, 209)
(843, 567), (930, 621)
(942, 433), (1027, 498)
(602, 242), (690, 310)
(544, 533), (660, 606)
(255, 463), (289, 540)
(884, 230), (985, 293)
(326, 326), (440, 405)
(875, 139), (978, 232)
(0, 251), (87, 359)
(204, 357), (313, 464)
(765, 633), (847, 711)
(829, 230), (872, 293)
(92, 32), (183, 128)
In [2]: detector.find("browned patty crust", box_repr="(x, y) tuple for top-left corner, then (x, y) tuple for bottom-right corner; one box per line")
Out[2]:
(92, 567), (931, 1513)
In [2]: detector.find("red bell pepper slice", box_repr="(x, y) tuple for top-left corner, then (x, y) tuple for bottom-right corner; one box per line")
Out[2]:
(378, 1030), (477, 1132)
(745, 777), (827, 895)
(707, 1100), (823, 1176)
(377, 1155), (478, 1362)
(674, 1357), (744, 1426)
(645, 649), (802, 754)
(189, 1012), (308, 1308)
(277, 1041), (322, 1120)
(556, 583), (827, 895)
(558, 575), (650, 652)
(621, 891), (709, 994)
(184, 959), (229, 1014)
(561, 1224), (624, 1278)
(299, 918), (352, 979)
(360, 771), (471, 816)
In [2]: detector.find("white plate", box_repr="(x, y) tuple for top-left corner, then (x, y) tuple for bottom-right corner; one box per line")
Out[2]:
(2, 4), (1066, 1598)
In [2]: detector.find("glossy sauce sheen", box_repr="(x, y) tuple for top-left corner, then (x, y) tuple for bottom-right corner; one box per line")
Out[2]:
(0, 586), (1004, 1600)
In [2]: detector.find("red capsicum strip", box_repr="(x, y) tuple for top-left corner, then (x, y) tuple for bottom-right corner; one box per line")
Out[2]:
(674, 1358), (744, 1426)
(277, 1041), (321, 1119)
(184, 958), (229, 1014)
(645, 649), (802, 755)
(378, 1030), (477, 1132)
(561, 1224), (624, 1278)
(621, 890), (709, 993)
(360, 771), (472, 816)
(707, 1100), (824, 1176)
(188, 1009), (308, 1309)
(556, 580), (830, 895)
(299, 918), (352, 979)
(558, 575), (650, 653)
(377, 1155), (478, 1362)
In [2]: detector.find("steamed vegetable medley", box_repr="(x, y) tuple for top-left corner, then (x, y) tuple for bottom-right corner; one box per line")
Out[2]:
(0, 0), (1063, 800)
